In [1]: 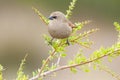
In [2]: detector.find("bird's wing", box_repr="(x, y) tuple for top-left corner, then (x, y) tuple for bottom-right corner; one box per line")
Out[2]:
(64, 18), (76, 28)
(68, 21), (75, 28)
(68, 20), (76, 28)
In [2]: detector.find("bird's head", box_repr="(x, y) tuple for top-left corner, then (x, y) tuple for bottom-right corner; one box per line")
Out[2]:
(48, 11), (66, 22)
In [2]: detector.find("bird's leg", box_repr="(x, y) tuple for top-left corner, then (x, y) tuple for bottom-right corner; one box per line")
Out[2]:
(49, 38), (54, 45)
(66, 38), (70, 45)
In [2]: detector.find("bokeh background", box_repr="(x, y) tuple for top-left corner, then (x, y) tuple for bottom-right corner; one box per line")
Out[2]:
(0, 0), (120, 80)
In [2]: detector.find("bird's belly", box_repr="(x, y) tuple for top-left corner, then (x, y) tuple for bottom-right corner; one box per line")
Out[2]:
(48, 25), (72, 39)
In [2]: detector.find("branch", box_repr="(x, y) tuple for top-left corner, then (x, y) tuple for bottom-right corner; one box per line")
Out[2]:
(29, 28), (98, 80)
(30, 42), (63, 80)
(38, 50), (56, 76)
(71, 28), (99, 42)
(32, 7), (49, 25)
(66, 0), (77, 19)
(29, 50), (56, 80)
(97, 64), (120, 80)
(29, 48), (120, 80)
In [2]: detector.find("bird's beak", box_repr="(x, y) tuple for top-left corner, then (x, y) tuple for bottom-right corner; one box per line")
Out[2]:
(48, 16), (53, 20)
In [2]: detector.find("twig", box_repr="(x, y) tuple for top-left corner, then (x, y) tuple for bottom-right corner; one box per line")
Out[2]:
(39, 50), (56, 75)
(97, 64), (120, 80)
(66, 0), (77, 19)
(29, 50), (56, 80)
(32, 7), (49, 25)
(71, 28), (99, 42)
(73, 40), (91, 48)
(29, 48), (120, 80)
(56, 54), (61, 67)
(42, 48), (120, 76)
(29, 42), (63, 80)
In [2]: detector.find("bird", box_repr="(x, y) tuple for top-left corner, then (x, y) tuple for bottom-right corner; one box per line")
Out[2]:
(48, 11), (75, 45)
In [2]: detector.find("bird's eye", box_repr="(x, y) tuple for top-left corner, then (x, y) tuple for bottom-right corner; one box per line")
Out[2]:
(48, 16), (57, 20)
(52, 16), (57, 19)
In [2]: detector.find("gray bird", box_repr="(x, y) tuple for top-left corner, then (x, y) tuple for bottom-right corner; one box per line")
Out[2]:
(48, 11), (75, 45)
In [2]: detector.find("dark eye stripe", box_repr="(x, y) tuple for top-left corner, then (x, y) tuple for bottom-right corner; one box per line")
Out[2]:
(52, 16), (57, 19)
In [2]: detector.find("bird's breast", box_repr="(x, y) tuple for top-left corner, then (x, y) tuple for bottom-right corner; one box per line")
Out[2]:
(48, 21), (72, 39)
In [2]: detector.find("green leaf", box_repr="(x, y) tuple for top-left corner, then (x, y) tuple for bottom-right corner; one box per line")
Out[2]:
(114, 22), (120, 31)
(68, 60), (75, 65)
(83, 68), (90, 72)
(66, 0), (77, 19)
(70, 68), (77, 73)
(0, 65), (3, 80)
(81, 65), (90, 72)
(32, 7), (49, 25)
(16, 54), (28, 80)
(93, 64), (97, 70)
(43, 34), (51, 44)
(108, 56), (112, 62)
(50, 64), (57, 70)
(0, 65), (3, 72)
(61, 53), (67, 57)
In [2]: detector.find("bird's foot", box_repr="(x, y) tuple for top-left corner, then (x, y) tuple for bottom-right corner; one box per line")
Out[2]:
(66, 39), (70, 45)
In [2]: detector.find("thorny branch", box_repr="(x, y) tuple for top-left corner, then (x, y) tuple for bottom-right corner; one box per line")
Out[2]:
(71, 28), (99, 42)
(97, 64), (120, 80)
(38, 50), (56, 76)
(29, 48), (120, 80)
(32, 7), (49, 25)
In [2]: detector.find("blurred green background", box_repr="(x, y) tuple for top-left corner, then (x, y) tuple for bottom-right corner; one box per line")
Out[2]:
(0, 0), (120, 80)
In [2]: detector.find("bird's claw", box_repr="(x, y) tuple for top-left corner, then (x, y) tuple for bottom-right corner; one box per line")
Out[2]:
(66, 39), (70, 45)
